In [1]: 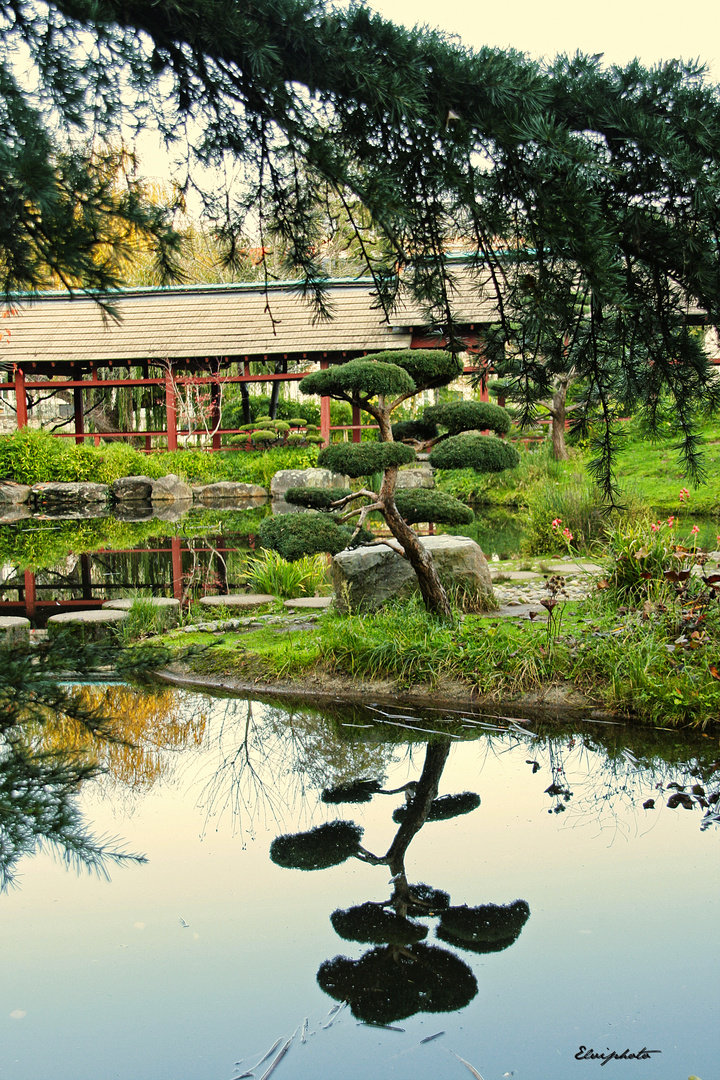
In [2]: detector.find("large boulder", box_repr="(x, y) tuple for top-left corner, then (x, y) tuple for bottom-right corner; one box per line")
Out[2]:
(193, 481), (268, 504)
(396, 464), (435, 490)
(331, 534), (495, 613)
(31, 482), (111, 508)
(150, 474), (192, 503)
(112, 475), (155, 502)
(270, 468), (350, 499)
(0, 481), (31, 505)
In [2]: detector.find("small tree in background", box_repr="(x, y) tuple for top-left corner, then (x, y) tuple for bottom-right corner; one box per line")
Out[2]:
(258, 350), (518, 618)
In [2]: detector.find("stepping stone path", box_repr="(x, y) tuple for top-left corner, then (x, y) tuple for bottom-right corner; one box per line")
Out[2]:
(199, 594), (276, 612)
(490, 560), (603, 618)
(103, 597), (181, 628)
(283, 597), (333, 610)
(0, 615), (31, 644)
(47, 608), (128, 640)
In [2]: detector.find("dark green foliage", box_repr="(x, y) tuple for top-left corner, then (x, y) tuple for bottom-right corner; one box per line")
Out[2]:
(6, 0), (719, 495)
(436, 900), (530, 954)
(301, 360), (416, 402)
(429, 433), (520, 473)
(0, 639), (158, 889)
(321, 779), (383, 803)
(392, 791), (481, 824)
(394, 489), (474, 526)
(284, 486), (352, 510)
(405, 884), (451, 917)
(391, 418), (439, 442)
(259, 512), (362, 560)
(424, 400), (512, 437)
(331, 903), (428, 945)
(318, 441), (416, 478)
(317, 944), (477, 1023)
(269, 821), (364, 870)
(366, 350), (463, 391)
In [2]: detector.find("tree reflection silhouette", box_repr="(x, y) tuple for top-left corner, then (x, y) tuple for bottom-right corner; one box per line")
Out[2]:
(270, 737), (530, 1024)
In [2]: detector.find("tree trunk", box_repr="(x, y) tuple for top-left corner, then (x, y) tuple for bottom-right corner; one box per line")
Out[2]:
(549, 377), (570, 460)
(372, 404), (453, 620)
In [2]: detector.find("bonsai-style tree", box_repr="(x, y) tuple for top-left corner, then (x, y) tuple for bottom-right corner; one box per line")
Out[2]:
(258, 349), (518, 618)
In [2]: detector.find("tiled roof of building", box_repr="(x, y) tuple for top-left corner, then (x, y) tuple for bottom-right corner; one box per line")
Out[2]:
(4, 266), (498, 366)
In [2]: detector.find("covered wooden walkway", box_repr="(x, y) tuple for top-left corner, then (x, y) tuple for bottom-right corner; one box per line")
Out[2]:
(2, 268), (497, 447)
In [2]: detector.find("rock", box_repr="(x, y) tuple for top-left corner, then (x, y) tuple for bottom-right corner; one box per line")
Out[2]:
(199, 593), (275, 612)
(193, 481), (268, 504)
(396, 465), (435, 490)
(103, 596), (181, 628)
(331, 534), (495, 613)
(0, 481), (31, 505)
(47, 608), (128, 641)
(150, 474), (193, 502)
(31, 482), (111, 507)
(270, 468), (350, 499)
(283, 596), (333, 610)
(152, 502), (192, 522)
(0, 616), (31, 645)
(111, 475), (155, 502)
(113, 504), (155, 522)
(0, 506), (32, 523)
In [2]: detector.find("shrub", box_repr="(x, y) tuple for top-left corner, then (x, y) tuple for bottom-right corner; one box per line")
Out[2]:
(285, 486), (353, 510)
(319, 441), (416, 477)
(391, 417), (439, 441)
(270, 821), (363, 870)
(521, 475), (609, 555)
(429, 433), (519, 473)
(394, 489), (474, 526)
(424, 400), (512, 436)
(259, 512), (356, 560)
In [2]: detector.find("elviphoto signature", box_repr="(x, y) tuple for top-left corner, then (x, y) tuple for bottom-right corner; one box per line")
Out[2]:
(575, 1046), (662, 1066)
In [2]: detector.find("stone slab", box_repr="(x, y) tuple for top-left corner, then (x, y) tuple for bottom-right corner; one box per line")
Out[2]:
(47, 608), (128, 640)
(283, 597), (333, 610)
(0, 616), (31, 644)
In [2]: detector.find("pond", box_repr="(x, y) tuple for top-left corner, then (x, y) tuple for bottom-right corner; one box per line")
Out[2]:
(2, 687), (718, 1080)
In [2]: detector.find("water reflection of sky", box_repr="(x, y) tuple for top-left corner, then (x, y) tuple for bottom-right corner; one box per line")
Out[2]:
(2, 694), (718, 1080)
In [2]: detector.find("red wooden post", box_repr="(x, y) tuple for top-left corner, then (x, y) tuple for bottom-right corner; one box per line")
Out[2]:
(171, 535), (183, 600)
(165, 367), (178, 451)
(24, 570), (36, 620)
(352, 404), (362, 443)
(320, 359), (331, 446)
(14, 366), (27, 428)
(74, 383), (85, 445)
(211, 380), (221, 451)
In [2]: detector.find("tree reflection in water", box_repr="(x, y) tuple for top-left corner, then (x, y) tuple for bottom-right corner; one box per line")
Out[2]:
(270, 737), (530, 1024)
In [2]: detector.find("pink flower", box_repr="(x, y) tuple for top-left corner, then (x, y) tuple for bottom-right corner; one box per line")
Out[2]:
(563, 528), (573, 541)
(551, 518), (562, 530)
(692, 525), (700, 535)
(667, 516), (676, 527)
(679, 488), (690, 502)
(651, 523), (659, 532)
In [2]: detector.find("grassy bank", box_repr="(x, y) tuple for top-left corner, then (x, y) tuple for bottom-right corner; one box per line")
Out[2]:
(156, 585), (720, 730)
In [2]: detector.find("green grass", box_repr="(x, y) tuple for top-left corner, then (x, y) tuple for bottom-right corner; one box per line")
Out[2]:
(167, 589), (720, 730)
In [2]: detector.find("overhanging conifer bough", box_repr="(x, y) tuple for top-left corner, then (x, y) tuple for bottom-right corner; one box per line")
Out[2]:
(4, 0), (720, 488)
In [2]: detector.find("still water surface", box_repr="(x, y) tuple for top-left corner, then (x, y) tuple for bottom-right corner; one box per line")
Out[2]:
(2, 690), (718, 1080)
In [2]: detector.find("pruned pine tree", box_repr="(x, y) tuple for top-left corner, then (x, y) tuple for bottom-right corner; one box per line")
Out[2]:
(3, 2), (720, 487)
(258, 350), (517, 619)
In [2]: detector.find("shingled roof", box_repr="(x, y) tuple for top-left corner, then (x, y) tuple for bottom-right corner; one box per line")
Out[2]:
(4, 266), (498, 367)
